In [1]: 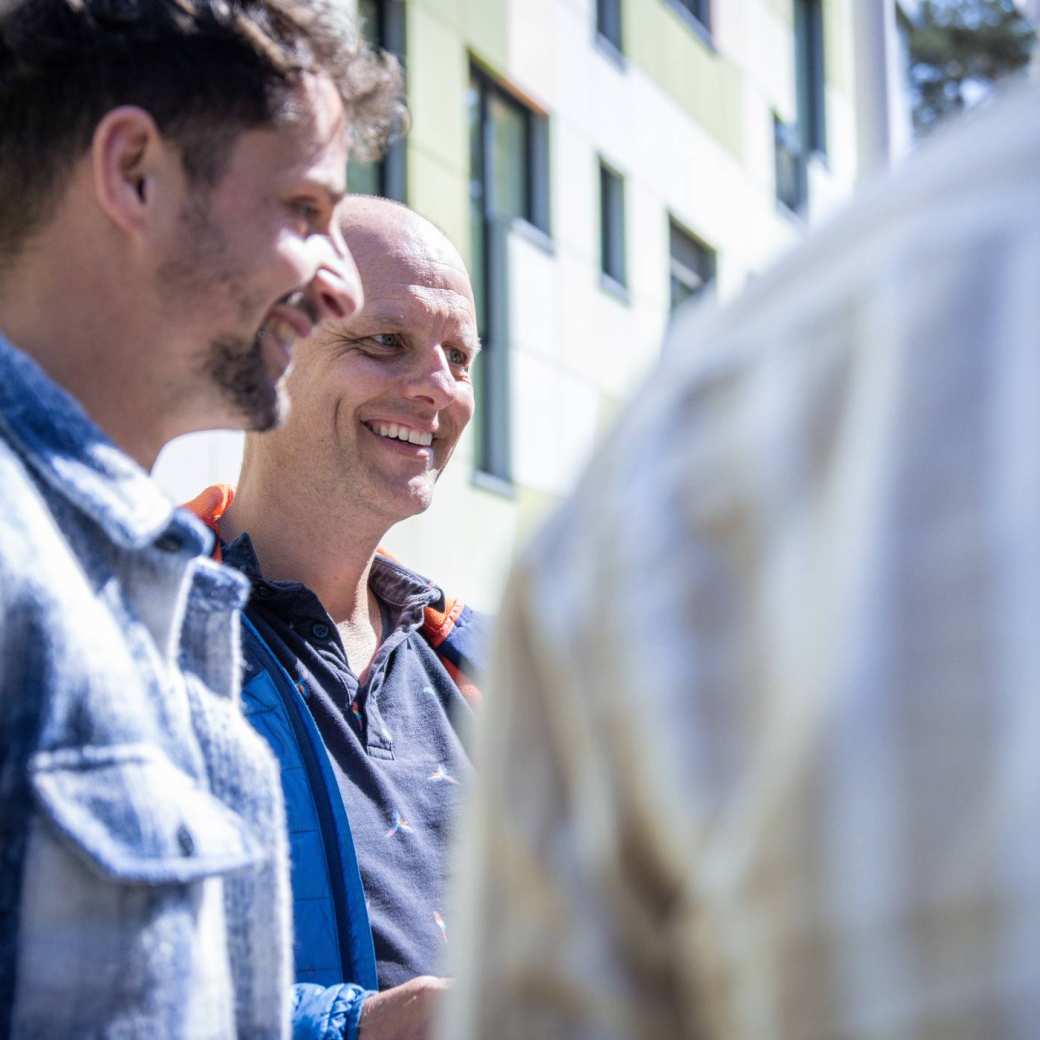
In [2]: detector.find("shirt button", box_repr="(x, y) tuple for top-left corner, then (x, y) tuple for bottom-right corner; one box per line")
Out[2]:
(176, 823), (195, 857)
(154, 533), (183, 553)
(311, 622), (331, 640)
(254, 585), (272, 599)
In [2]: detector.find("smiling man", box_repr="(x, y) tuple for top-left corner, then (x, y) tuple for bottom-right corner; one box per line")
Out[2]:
(190, 196), (486, 1040)
(0, 1), (401, 1036)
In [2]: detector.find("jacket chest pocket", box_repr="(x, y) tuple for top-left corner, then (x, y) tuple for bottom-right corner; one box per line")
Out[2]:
(29, 742), (264, 884)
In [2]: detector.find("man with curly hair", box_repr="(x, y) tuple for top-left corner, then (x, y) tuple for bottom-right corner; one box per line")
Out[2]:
(0, 0), (401, 1035)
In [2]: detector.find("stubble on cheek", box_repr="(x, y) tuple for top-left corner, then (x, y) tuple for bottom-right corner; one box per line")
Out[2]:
(161, 192), (287, 430)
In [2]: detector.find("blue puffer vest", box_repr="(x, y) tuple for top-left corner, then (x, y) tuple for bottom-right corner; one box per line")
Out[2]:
(240, 615), (379, 990)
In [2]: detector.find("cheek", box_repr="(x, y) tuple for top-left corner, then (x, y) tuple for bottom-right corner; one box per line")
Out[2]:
(454, 385), (476, 428)
(436, 388), (475, 462)
(240, 202), (316, 288)
(269, 228), (319, 287)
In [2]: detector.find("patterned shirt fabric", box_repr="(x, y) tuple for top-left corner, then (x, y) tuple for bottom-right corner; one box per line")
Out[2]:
(0, 334), (291, 1038)
(225, 535), (473, 990)
(440, 83), (1040, 1040)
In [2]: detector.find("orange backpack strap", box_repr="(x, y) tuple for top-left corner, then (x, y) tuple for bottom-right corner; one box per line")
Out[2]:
(181, 484), (235, 561)
(421, 596), (486, 709)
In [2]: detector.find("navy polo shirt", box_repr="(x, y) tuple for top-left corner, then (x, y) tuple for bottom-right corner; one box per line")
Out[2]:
(224, 534), (473, 989)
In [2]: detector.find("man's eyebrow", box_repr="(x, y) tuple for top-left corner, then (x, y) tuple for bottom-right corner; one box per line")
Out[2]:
(304, 173), (346, 208)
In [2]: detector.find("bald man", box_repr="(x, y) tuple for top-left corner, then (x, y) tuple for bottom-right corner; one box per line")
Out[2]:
(188, 198), (486, 1040)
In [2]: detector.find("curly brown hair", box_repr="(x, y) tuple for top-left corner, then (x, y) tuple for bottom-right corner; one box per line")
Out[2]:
(0, 0), (405, 262)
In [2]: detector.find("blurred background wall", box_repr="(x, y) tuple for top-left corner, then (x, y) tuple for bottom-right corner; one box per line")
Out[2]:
(156, 0), (1028, 610)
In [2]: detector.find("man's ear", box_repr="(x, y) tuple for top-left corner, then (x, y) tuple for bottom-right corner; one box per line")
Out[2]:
(91, 106), (172, 237)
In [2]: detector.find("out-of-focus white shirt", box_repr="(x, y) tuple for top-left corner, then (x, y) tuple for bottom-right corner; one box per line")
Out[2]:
(440, 82), (1040, 1040)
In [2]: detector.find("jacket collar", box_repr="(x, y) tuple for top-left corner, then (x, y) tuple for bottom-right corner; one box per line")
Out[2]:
(0, 332), (195, 552)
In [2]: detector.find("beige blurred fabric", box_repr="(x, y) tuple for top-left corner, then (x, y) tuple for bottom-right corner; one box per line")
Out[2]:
(440, 82), (1040, 1040)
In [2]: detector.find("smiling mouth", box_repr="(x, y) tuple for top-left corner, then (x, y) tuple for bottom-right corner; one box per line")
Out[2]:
(363, 421), (434, 447)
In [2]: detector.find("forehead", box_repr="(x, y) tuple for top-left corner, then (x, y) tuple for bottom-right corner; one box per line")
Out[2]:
(353, 233), (478, 336)
(221, 73), (349, 194)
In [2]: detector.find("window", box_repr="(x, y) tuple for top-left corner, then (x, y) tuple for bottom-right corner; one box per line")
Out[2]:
(795, 0), (827, 156)
(667, 0), (711, 34)
(346, 0), (407, 200)
(669, 219), (715, 312)
(596, 0), (623, 52)
(468, 65), (551, 482)
(774, 113), (807, 213)
(599, 161), (627, 289)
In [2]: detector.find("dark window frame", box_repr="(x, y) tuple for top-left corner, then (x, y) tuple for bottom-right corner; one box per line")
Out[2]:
(598, 159), (627, 291)
(468, 62), (552, 484)
(664, 0), (712, 41)
(795, 0), (827, 158)
(347, 0), (407, 201)
(773, 112), (808, 214)
(596, 0), (624, 54)
(668, 217), (716, 313)
(471, 64), (551, 237)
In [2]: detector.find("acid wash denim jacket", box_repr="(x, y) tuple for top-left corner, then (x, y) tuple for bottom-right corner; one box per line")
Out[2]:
(0, 333), (292, 1038)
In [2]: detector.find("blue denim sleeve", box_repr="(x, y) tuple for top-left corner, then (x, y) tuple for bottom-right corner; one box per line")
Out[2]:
(292, 983), (374, 1040)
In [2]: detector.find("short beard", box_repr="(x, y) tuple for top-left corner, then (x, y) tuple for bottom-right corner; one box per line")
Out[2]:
(161, 190), (288, 431)
(204, 330), (288, 432)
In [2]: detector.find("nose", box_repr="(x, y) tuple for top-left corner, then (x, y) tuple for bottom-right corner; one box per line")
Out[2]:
(405, 346), (456, 410)
(302, 231), (363, 322)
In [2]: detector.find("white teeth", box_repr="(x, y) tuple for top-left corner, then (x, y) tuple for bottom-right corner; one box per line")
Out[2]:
(371, 422), (433, 447)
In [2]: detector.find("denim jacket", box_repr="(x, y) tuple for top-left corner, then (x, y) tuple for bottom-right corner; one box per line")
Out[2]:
(0, 334), (292, 1038)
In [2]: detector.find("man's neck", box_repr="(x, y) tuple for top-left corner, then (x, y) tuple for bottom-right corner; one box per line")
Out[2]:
(0, 232), (171, 469)
(223, 474), (390, 628)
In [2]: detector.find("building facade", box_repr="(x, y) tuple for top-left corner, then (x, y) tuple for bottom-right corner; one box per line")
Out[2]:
(156, 0), (874, 609)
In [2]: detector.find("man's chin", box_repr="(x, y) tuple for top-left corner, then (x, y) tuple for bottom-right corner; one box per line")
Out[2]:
(398, 475), (438, 517)
(205, 333), (291, 432)
(243, 378), (291, 433)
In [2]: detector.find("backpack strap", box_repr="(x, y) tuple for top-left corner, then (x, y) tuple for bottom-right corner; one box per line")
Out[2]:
(181, 483), (235, 562)
(421, 598), (485, 709)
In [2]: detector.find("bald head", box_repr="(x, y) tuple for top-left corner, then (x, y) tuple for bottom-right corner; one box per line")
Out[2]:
(334, 196), (473, 309)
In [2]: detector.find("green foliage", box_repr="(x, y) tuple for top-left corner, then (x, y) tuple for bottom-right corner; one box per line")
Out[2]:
(907, 0), (1036, 134)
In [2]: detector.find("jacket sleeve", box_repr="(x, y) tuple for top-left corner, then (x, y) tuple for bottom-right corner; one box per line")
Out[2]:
(292, 982), (374, 1040)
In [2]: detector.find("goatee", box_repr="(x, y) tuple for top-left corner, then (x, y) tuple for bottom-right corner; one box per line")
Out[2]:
(204, 331), (288, 432)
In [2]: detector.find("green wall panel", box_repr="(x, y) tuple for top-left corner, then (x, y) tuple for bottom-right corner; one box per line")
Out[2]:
(407, 146), (470, 259)
(824, 0), (852, 94)
(626, 0), (745, 160)
(407, 3), (468, 170)
(412, 0), (460, 31)
(461, 0), (508, 79)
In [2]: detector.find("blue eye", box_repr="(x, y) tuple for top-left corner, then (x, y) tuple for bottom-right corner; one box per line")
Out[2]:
(446, 347), (469, 368)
